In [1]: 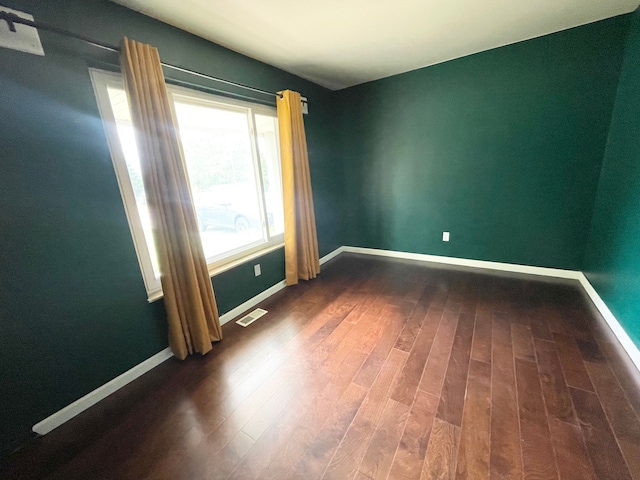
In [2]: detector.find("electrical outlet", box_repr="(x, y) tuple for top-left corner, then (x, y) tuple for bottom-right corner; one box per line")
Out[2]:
(442, 232), (450, 242)
(254, 264), (261, 276)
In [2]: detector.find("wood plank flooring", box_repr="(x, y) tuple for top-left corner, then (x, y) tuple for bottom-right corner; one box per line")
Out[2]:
(3, 253), (640, 480)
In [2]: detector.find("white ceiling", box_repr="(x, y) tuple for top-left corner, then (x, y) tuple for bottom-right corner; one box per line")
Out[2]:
(113, 0), (639, 90)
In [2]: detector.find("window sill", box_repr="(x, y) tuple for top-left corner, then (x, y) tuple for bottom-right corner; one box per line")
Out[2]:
(147, 242), (285, 303)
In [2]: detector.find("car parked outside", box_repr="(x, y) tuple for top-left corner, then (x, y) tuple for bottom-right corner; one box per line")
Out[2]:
(195, 202), (260, 232)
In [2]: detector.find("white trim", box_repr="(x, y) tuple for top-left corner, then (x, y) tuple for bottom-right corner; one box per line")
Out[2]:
(30, 247), (345, 437)
(148, 242), (286, 303)
(341, 246), (638, 373)
(32, 271), (299, 436)
(219, 280), (287, 325)
(341, 246), (581, 279)
(319, 246), (346, 265)
(217, 246), (344, 325)
(32, 347), (173, 436)
(90, 69), (162, 297)
(32, 245), (639, 437)
(208, 243), (284, 278)
(577, 273), (640, 372)
(90, 68), (285, 301)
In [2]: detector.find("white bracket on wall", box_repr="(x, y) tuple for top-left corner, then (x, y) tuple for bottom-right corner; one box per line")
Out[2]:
(0, 5), (44, 56)
(301, 96), (308, 115)
(0, 6), (44, 56)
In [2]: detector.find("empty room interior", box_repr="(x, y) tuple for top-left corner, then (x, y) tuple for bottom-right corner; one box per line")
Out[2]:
(2, 0), (640, 479)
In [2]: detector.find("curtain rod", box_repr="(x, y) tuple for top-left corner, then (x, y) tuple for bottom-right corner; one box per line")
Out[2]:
(0, 10), (283, 99)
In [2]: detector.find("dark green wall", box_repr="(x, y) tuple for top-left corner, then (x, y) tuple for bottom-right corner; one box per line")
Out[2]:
(0, 0), (341, 455)
(336, 17), (629, 270)
(1, 0), (636, 460)
(583, 11), (640, 349)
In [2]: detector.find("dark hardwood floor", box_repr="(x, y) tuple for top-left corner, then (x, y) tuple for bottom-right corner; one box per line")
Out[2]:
(3, 253), (640, 480)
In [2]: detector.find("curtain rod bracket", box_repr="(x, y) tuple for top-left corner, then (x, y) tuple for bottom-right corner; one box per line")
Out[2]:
(0, 10), (289, 101)
(1, 11), (19, 32)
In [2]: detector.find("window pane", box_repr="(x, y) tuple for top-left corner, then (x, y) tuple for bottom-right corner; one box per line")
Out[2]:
(106, 87), (161, 278)
(172, 100), (265, 261)
(255, 114), (284, 236)
(94, 69), (286, 299)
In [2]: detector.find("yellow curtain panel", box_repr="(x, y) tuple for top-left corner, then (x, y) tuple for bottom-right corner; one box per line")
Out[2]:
(119, 37), (222, 360)
(277, 90), (320, 286)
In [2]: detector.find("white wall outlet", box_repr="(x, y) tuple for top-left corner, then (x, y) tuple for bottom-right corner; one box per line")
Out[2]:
(0, 6), (44, 56)
(254, 264), (261, 276)
(442, 231), (450, 242)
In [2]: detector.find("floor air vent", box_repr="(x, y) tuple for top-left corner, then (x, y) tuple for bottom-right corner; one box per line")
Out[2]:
(236, 308), (268, 327)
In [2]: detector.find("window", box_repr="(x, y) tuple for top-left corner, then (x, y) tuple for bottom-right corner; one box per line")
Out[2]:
(90, 69), (284, 300)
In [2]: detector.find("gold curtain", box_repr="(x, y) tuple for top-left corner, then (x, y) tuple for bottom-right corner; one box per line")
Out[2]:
(277, 90), (320, 286)
(120, 38), (222, 360)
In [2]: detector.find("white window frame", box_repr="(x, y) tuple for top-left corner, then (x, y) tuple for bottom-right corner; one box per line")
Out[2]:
(90, 68), (284, 301)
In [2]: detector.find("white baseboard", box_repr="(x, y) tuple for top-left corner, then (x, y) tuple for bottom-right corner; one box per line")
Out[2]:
(341, 246), (638, 373)
(319, 246), (346, 265)
(218, 246), (342, 326)
(31, 247), (345, 437)
(577, 273), (640, 372)
(341, 246), (581, 279)
(32, 347), (173, 435)
(31, 280), (288, 436)
(31, 245), (638, 436)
